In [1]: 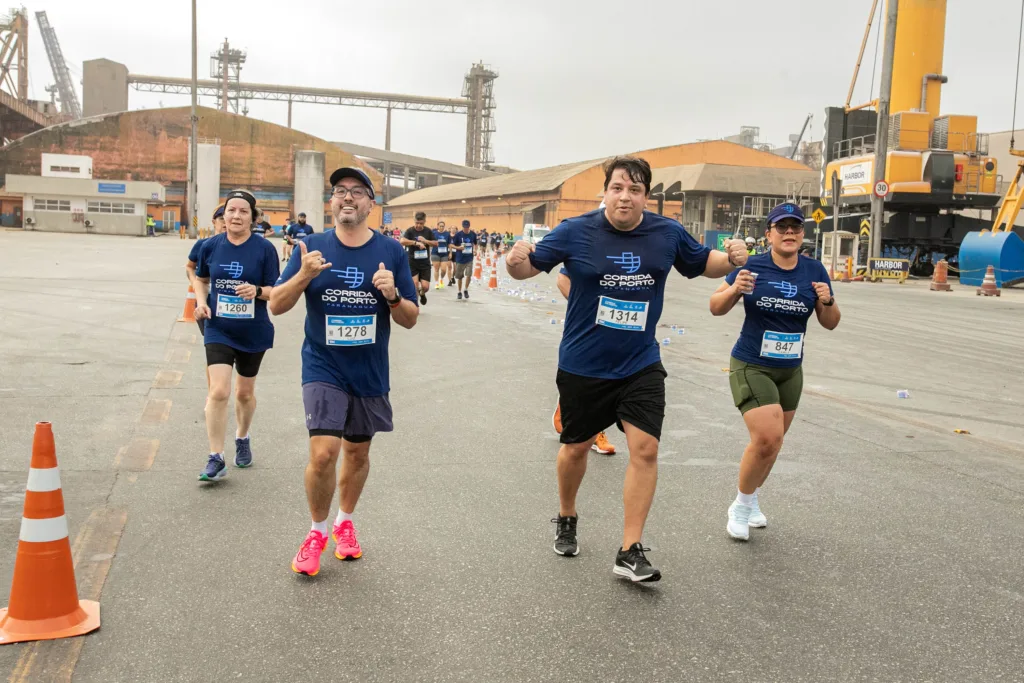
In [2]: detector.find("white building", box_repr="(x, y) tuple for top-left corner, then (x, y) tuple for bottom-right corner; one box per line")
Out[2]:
(41, 154), (93, 179)
(5, 174), (165, 236)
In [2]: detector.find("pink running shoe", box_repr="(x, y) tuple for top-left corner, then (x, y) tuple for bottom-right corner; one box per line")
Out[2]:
(332, 519), (363, 561)
(292, 530), (328, 576)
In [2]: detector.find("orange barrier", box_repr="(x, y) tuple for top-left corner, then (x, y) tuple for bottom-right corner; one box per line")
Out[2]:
(473, 261), (482, 280)
(977, 265), (1000, 297)
(178, 285), (197, 322)
(487, 266), (498, 289)
(0, 423), (101, 644)
(930, 259), (953, 292)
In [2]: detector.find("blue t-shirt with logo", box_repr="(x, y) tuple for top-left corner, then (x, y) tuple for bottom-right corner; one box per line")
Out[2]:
(725, 253), (832, 369)
(276, 230), (418, 397)
(452, 231), (477, 264)
(196, 233), (281, 353)
(288, 223), (314, 241)
(188, 238), (207, 263)
(530, 210), (711, 379)
(432, 229), (449, 257)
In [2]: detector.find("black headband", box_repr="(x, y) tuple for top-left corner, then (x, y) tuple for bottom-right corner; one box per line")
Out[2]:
(224, 189), (256, 216)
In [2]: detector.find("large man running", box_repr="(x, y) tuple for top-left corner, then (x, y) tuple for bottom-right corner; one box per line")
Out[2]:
(271, 167), (419, 577)
(451, 220), (477, 300)
(506, 156), (748, 582)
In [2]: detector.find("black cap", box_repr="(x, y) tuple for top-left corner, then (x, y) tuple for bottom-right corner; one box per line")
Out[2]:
(462, 220), (471, 228)
(329, 167), (375, 200)
(298, 212), (306, 218)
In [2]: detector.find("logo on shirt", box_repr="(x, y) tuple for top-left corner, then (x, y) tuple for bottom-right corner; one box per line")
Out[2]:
(607, 252), (642, 274)
(221, 261), (244, 279)
(332, 267), (364, 289)
(770, 281), (799, 298)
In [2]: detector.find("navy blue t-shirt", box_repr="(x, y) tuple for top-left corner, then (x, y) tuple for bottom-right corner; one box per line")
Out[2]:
(188, 238), (207, 263)
(276, 230), (417, 397)
(288, 223), (314, 241)
(530, 210), (711, 379)
(452, 231), (477, 264)
(196, 233), (281, 353)
(433, 229), (450, 257)
(725, 253), (832, 368)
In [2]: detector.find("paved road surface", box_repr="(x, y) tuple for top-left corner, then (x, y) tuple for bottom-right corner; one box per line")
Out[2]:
(0, 231), (1022, 682)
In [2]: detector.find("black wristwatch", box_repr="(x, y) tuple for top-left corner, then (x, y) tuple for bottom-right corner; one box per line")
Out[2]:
(256, 286), (263, 298)
(822, 296), (835, 306)
(386, 293), (403, 307)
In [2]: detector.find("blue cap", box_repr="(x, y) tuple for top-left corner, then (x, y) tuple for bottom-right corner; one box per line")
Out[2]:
(766, 202), (805, 226)
(213, 205), (225, 220)
(329, 167), (375, 200)
(462, 220), (471, 228)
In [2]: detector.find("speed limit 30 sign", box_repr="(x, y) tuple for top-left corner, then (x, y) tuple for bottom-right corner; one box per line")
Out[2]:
(873, 180), (890, 198)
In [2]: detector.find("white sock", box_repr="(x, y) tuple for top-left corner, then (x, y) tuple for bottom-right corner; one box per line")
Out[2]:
(237, 434), (249, 441)
(737, 490), (756, 506)
(754, 487), (760, 499)
(311, 519), (329, 536)
(335, 511), (352, 526)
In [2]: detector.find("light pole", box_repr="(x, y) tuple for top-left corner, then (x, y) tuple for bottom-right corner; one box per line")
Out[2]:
(187, 0), (199, 239)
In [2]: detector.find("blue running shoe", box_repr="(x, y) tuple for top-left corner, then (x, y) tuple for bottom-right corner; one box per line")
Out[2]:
(199, 454), (227, 481)
(234, 438), (253, 468)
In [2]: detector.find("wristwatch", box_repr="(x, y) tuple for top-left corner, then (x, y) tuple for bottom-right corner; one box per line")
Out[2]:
(256, 286), (263, 298)
(387, 293), (403, 307)
(822, 296), (835, 306)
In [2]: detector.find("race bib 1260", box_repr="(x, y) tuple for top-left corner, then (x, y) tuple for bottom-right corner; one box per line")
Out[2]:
(326, 315), (376, 346)
(760, 331), (803, 359)
(595, 296), (649, 332)
(216, 294), (254, 319)
(414, 249), (428, 260)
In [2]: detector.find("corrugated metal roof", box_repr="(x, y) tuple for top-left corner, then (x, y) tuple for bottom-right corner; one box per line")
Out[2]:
(385, 158), (604, 206)
(651, 164), (819, 196)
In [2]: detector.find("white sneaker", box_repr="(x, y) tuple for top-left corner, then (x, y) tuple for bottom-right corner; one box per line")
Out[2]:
(748, 494), (767, 528)
(727, 501), (751, 541)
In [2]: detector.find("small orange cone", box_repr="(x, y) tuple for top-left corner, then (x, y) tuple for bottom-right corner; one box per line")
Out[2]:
(977, 265), (1000, 297)
(473, 260), (482, 280)
(485, 255), (492, 268)
(488, 266), (498, 290)
(178, 284), (197, 322)
(930, 259), (952, 292)
(0, 423), (100, 644)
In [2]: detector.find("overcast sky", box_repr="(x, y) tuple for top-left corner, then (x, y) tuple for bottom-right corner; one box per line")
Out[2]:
(23, 0), (1024, 170)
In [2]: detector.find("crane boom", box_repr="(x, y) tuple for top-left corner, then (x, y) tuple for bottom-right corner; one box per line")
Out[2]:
(35, 11), (81, 119)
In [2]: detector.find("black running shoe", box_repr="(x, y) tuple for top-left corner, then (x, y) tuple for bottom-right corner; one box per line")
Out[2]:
(464, 290), (470, 300)
(551, 515), (579, 556)
(420, 291), (427, 305)
(613, 543), (661, 582)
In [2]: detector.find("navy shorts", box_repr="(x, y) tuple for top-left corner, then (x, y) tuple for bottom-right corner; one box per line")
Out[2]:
(302, 381), (393, 442)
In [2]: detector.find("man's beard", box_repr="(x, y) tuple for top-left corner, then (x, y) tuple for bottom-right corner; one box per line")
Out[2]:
(336, 205), (370, 225)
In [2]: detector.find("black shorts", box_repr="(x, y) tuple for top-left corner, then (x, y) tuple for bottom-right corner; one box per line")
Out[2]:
(205, 343), (266, 378)
(556, 362), (667, 443)
(409, 260), (432, 282)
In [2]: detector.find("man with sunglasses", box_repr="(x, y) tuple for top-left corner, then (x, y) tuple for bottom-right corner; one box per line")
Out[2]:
(271, 167), (419, 577)
(710, 202), (840, 541)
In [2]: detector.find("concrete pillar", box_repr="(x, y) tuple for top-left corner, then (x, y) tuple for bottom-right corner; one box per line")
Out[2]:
(82, 59), (129, 117)
(188, 141), (221, 235)
(703, 192), (715, 234)
(403, 165), (409, 193)
(294, 150), (326, 232)
(287, 99), (292, 128)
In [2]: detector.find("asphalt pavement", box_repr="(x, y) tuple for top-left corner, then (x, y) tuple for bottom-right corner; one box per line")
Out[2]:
(0, 230), (1022, 682)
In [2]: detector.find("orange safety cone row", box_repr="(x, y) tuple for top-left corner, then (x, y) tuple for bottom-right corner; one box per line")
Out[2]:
(488, 266), (498, 289)
(0, 423), (100, 644)
(178, 284), (197, 322)
(977, 265), (1000, 297)
(930, 259), (953, 292)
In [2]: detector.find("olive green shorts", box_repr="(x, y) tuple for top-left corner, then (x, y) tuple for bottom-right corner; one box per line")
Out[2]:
(728, 357), (803, 414)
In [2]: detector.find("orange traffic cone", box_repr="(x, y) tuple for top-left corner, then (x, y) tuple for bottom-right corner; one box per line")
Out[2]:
(0, 423), (100, 644)
(977, 265), (1000, 297)
(178, 284), (197, 322)
(930, 259), (952, 292)
(473, 260), (482, 280)
(488, 266), (498, 290)
(485, 255), (492, 268)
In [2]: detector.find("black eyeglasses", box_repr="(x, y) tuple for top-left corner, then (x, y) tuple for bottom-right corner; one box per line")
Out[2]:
(332, 186), (369, 199)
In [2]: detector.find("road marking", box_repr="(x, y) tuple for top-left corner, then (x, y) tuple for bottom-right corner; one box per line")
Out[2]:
(151, 370), (183, 389)
(8, 507), (128, 683)
(140, 399), (171, 424)
(113, 439), (159, 472)
(164, 348), (191, 363)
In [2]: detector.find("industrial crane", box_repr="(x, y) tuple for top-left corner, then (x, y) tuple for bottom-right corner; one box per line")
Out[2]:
(35, 11), (81, 120)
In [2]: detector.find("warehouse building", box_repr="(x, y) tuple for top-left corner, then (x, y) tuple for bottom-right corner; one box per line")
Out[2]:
(0, 106), (383, 233)
(384, 141), (817, 241)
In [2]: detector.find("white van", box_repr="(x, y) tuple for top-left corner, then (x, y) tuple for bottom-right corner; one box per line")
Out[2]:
(522, 224), (551, 245)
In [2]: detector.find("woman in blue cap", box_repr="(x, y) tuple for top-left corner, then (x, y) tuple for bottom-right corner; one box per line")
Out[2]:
(709, 202), (841, 541)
